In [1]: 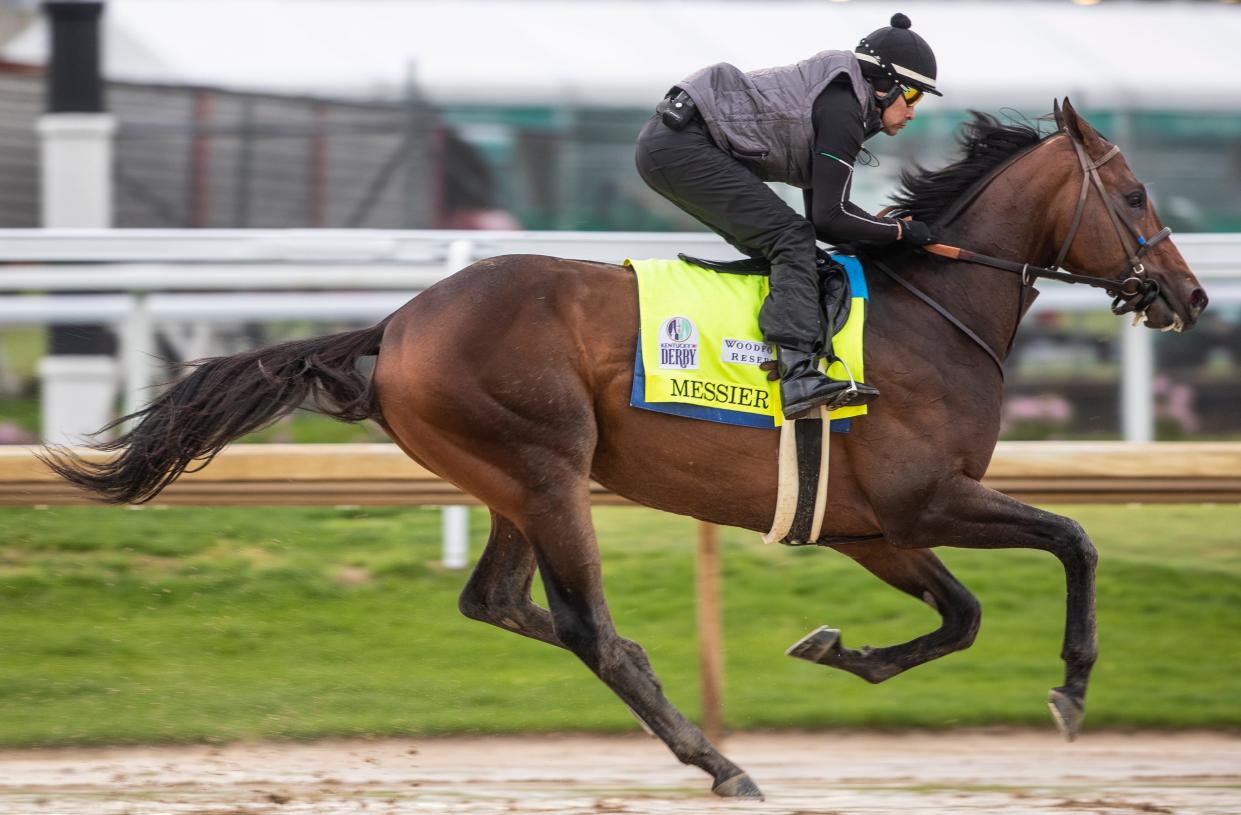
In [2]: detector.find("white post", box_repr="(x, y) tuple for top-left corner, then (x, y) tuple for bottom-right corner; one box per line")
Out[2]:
(120, 292), (155, 424)
(38, 114), (116, 228)
(38, 112), (118, 444)
(440, 238), (475, 568)
(442, 505), (470, 569)
(1121, 323), (1154, 442)
(38, 355), (118, 445)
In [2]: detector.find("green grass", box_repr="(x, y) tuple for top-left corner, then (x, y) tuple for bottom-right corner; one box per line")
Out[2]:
(1, 503), (1239, 747)
(0, 328), (45, 381)
(235, 411), (390, 443)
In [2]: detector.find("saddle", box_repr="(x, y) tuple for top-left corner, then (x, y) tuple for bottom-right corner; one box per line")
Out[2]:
(676, 248), (854, 342)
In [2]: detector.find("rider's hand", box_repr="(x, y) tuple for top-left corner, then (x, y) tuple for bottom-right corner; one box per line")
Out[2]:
(759, 360), (779, 382)
(898, 219), (935, 246)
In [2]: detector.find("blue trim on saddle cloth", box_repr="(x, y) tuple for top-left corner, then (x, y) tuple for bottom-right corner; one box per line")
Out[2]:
(627, 252), (867, 432)
(835, 253), (867, 297)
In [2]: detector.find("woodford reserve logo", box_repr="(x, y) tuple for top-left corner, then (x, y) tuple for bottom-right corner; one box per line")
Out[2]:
(658, 316), (698, 370)
(720, 337), (774, 366)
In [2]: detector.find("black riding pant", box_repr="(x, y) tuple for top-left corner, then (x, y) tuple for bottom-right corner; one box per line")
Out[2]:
(634, 114), (821, 352)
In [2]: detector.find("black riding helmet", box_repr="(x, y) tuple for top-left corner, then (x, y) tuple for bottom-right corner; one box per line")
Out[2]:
(855, 13), (941, 100)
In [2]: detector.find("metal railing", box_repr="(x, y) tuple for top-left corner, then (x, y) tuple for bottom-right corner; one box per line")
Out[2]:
(3, 229), (1240, 441)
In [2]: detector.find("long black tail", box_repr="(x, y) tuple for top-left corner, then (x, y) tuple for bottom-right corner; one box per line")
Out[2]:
(40, 319), (390, 504)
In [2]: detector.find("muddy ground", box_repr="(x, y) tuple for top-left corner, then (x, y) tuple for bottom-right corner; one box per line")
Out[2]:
(2, 731), (1238, 814)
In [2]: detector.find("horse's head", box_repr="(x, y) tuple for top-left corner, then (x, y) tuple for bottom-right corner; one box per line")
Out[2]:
(1050, 98), (1208, 331)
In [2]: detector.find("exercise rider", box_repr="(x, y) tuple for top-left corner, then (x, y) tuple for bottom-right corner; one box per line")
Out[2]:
(635, 13), (940, 418)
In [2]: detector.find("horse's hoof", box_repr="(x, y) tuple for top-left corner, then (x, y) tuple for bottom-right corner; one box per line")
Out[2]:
(1047, 687), (1085, 742)
(786, 626), (840, 664)
(712, 772), (764, 800)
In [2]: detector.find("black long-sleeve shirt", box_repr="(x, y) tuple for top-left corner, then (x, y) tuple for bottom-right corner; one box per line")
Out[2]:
(804, 77), (902, 245)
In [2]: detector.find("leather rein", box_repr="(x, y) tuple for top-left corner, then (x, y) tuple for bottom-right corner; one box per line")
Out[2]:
(867, 129), (1173, 378)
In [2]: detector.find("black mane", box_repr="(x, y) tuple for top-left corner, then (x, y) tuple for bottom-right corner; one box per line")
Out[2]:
(889, 111), (1048, 224)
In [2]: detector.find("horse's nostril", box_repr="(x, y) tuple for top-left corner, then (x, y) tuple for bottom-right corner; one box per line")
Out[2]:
(1189, 288), (1209, 313)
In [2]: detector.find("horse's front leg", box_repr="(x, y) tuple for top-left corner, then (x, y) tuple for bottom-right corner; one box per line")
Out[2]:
(881, 478), (1098, 740)
(787, 541), (982, 683)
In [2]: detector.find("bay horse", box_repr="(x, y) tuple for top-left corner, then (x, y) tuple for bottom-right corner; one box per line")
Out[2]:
(45, 100), (1208, 799)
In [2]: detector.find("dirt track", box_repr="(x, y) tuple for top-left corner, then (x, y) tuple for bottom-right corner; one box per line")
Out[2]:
(2, 731), (1239, 815)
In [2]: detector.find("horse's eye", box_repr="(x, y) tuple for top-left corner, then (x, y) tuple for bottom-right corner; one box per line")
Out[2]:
(1126, 191), (1145, 208)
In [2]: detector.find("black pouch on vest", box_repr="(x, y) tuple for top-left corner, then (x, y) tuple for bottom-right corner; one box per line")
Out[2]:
(657, 89), (697, 131)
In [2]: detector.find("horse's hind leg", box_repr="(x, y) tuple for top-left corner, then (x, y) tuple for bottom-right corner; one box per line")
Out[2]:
(788, 540), (982, 684)
(460, 511), (666, 736)
(517, 481), (761, 799)
(458, 511), (560, 647)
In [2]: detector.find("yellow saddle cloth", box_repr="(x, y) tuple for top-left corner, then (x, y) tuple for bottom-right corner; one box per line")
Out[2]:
(627, 256), (869, 429)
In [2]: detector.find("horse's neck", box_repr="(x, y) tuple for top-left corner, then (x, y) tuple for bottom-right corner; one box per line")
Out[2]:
(922, 146), (1073, 360)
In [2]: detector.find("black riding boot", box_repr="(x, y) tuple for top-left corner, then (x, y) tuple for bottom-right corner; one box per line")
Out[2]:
(776, 346), (879, 419)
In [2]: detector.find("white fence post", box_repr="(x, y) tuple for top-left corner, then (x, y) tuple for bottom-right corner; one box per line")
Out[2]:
(5, 229), (1239, 452)
(442, 505), (470, 570)
(38, 114), (115, 229)
(120, 292), (155, 425)
(441, 238), (475, 568)
(37, 113), (117, 444)
(1121, 323), (1154, 442)
(37, 355), (117, 445)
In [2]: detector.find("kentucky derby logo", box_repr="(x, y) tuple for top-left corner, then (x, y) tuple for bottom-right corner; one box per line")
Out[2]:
(663, 316), (695, 343)
(658, 316), (698, 370)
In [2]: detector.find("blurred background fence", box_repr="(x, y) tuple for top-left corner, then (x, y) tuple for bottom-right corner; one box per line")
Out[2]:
(2, 1), (1240, 448)
(2, 229), (1239, 449)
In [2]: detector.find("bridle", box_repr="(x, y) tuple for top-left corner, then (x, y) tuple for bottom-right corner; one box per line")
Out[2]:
(1038, 132), (1171, 316)
(868, 127), (1174, 377)
(931, 130), (1172, 314)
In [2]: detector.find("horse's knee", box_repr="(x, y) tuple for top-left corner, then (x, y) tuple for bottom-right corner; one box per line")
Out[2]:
(1053, 517), (1097, 569)
(1074, 531), (1098, 569)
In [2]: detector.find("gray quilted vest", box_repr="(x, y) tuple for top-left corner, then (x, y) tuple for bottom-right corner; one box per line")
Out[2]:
(675, 50), (871, 189)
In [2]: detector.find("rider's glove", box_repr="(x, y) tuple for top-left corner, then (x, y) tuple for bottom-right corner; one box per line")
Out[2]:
(897, 219), (935, 246)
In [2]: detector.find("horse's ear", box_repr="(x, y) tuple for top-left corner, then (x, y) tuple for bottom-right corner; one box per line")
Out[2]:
(1053, 98), (1065, 131)
(1060, 97), (1104, 146)
(1061, 97), (1083, 139)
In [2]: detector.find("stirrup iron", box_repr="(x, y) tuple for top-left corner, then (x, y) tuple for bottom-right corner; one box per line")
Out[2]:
(823, 356), (860, 409)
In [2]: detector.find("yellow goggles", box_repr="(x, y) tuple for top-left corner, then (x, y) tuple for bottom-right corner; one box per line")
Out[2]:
(900, 84), (924, 107)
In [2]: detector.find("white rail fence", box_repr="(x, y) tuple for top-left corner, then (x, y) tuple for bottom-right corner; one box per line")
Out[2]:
(0, 231), (754, 569)
(3, 228), (1240, 442)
